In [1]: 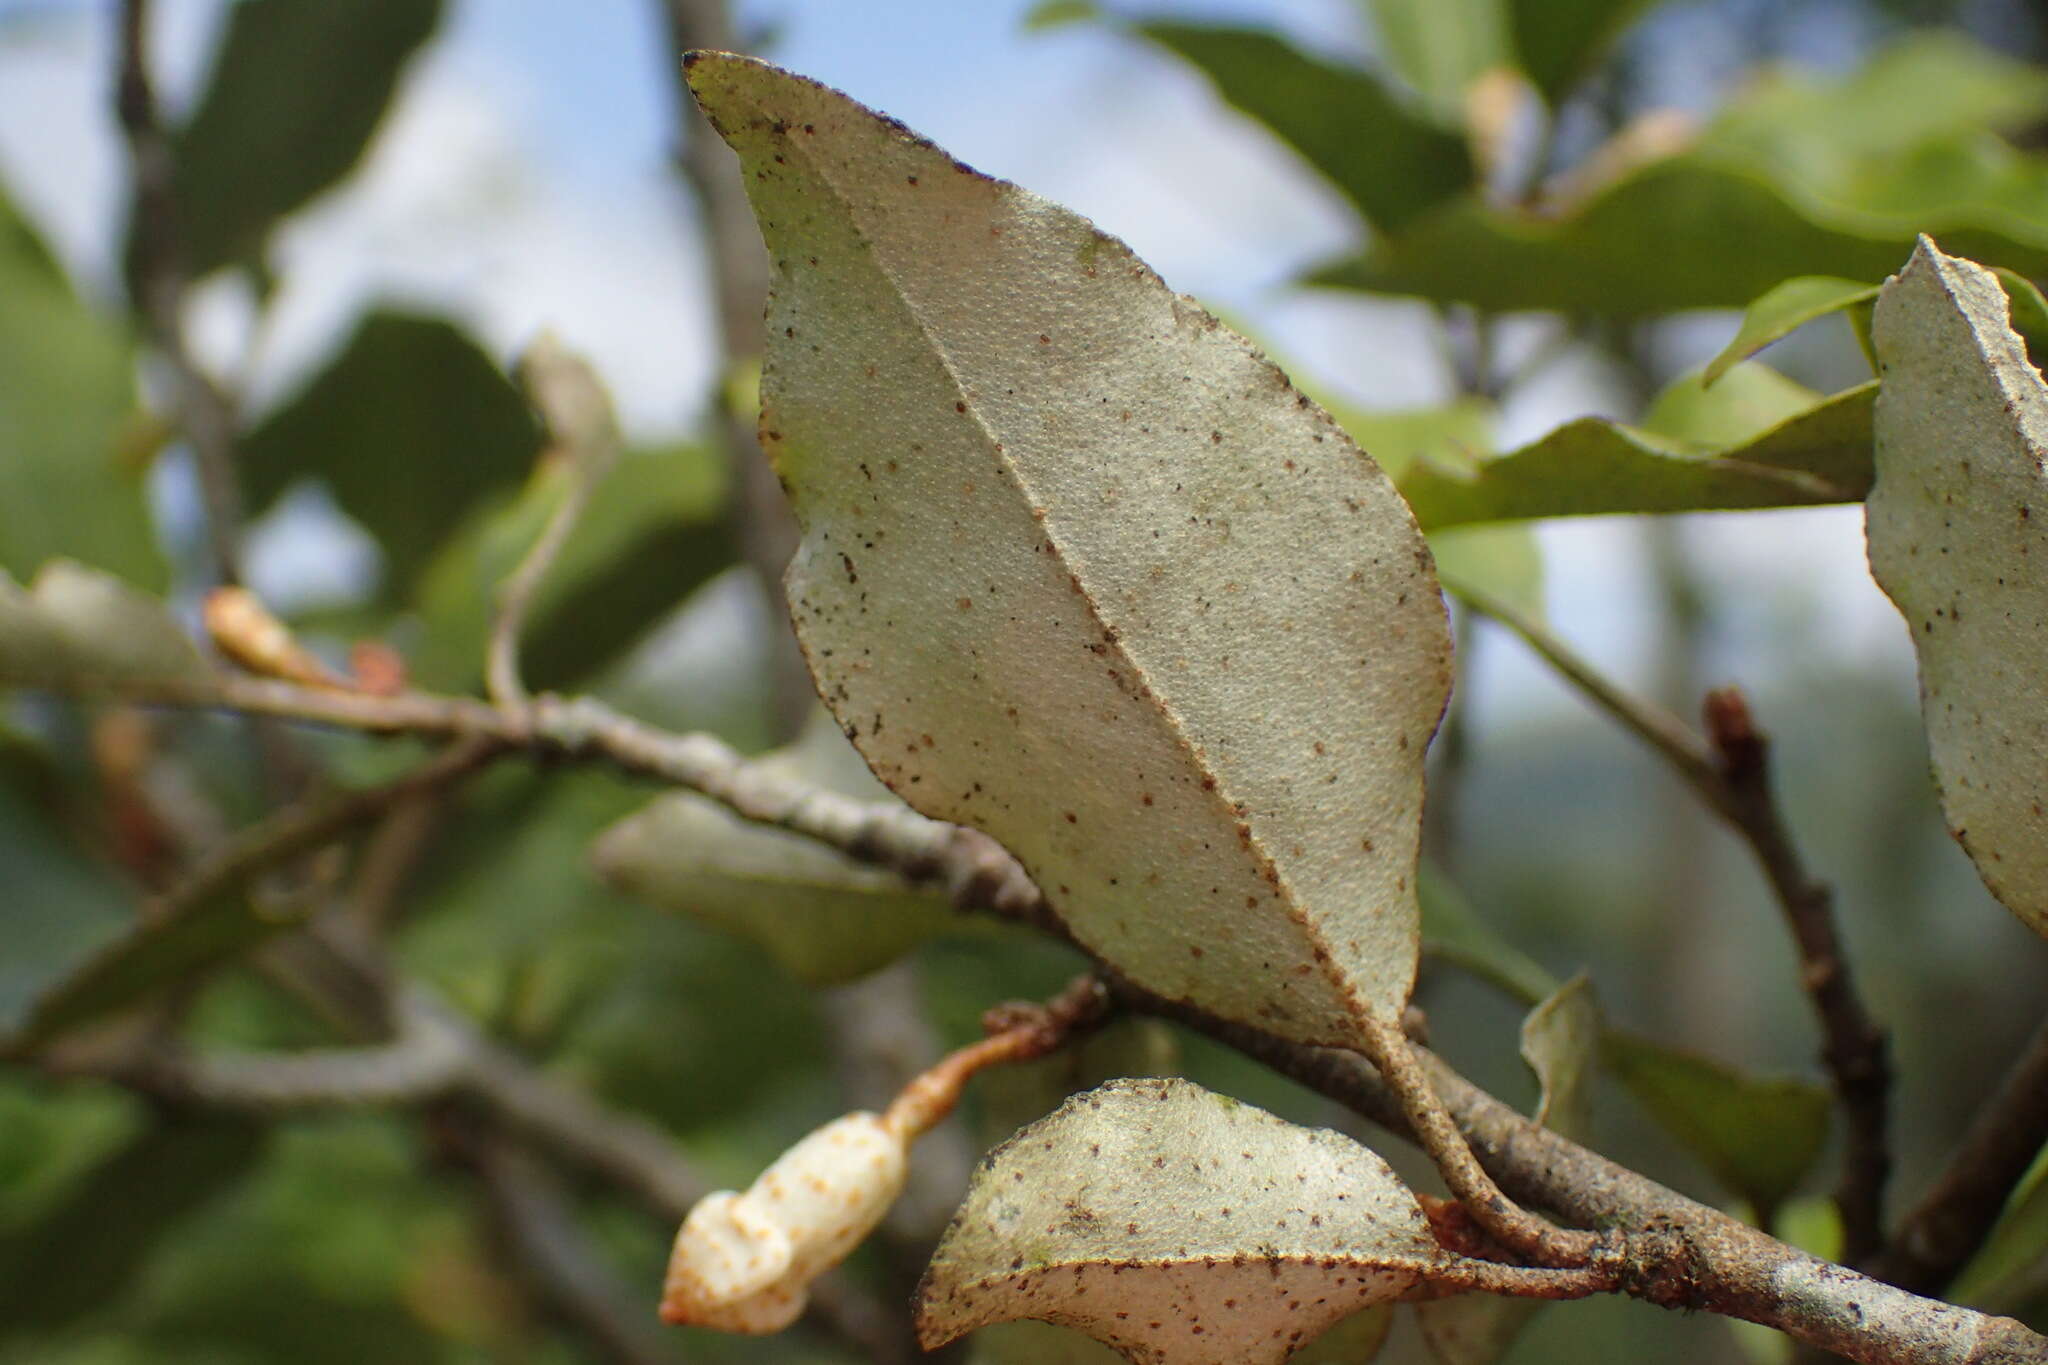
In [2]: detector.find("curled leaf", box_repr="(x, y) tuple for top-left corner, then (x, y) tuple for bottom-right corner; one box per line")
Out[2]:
(1703, 276), (1879, 386)
(916, 1077), (1451, 1363)
(1520, 973), (1600, 1137)
(1397, 380), (1875, 530)
(1867, 237), (2048, 937)
(686, 53), (1451, 1044)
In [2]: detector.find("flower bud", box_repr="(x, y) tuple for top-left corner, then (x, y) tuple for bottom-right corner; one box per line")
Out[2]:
(660, 1112), (907, 1332)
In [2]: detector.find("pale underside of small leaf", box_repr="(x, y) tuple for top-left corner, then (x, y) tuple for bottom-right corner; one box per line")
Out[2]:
(916, 1077), (1450, 1364)
(589, 791), (957, 983)
(590, 714), (959, 983)
(686, 53), (1452, 1045)
(1867, 237), (2048, 938)
(0, 561), (210, 691)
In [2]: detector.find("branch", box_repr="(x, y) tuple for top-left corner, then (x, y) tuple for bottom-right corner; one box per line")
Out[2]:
(96, 673), (1006, 905)
(44, 980), (702, 1214)
(37, 666), (2047, 1358)
(1447, 576), (1722, 802)
(1702, 687), (1892, 1265)
(1875, 1010), (2048, 1296)
(86, 987), (469, 1106)
(153, 736), (505, 924)
(1452, 578), (1893, 1263)
(463, 1133), (680, 1365)
(116, 0), (246, 587)
(461, 1016), (706, 1220)
(42, 937), (899, 1358)
(656, 0), (814, 737)
(1351, 1006), (1599, 1269)
(1124, 983), (2046, 1365)
(487, 337), (621, 713)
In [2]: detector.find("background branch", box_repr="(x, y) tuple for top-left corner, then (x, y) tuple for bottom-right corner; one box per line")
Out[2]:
(1125, 982), (2043, 1365)
(103, 674), (987, 895)
(43, 921), (898, 1358)
(37, 662), (2034, 1361)
(1702, 686), (1893, 1265)
(115, 0), (246, 588)
(487, 336), (621, 713)
(153, 736), (504, 924)
(1452, 578), (1893, 1263)
(1875, 1010), (2048, 1295)
(655, 0), (813, 738)
(460, 1132), (679, 1365)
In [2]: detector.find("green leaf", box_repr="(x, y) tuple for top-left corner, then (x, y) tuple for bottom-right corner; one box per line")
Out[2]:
(11, 740), (430, 1050)
(0, 1075), (138, 1231)
(967, 1322), (1126, 1363)
(1317, 34), (2048, 314)
(1022, 0), (1100, 31)
(1419, 1291), (1536, 1365)
(590, 716), (962, 984)
(1136, 24), (1473, 233)
(1327, 400), (1553, 619)
(1317, 158), (1931, 314)
(0, 564), (222, 1046)
(1418, 863), (1557, 1006)
(1602, 1030), (1830, 1222)
(0, 560), (209, 691)
(239, 311), (541, 595)
(688, 53), (1452, 1045)
(1505, 0), (1666, 103)
(405, 440), (732, 691)
(1953, 1143), (2048, 1307)
(1295, 1306), (1395, 1363)
(1704, 277), (1881, 387)
(1700, 33), (2048, 183)
(0, 1113), (265, 1335)
(1337, 398), (1495, 483)
(1521, 972), (1600, 1137)
(130, 1119), (462, 1365)
(1364, 0), (1509, 116)
(917, 1077), (1451, 1362)
(1639, 362), (1825, 448)
(14, 891), (310, 1051)
(0, 189), (161, 589)
(1431, 523), (1545, 623)
(1397, 380), (1876, 529)
(1867, 239), (2048, 938)
(1993, 267), (2048, 370)
(1419, 873), (1832, 1225)
(157, 0), (444, 279)
(0, 775), (136, 1043)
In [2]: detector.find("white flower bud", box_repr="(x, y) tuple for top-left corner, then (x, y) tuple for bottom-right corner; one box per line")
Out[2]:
(660, 1112), (908, 1332)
